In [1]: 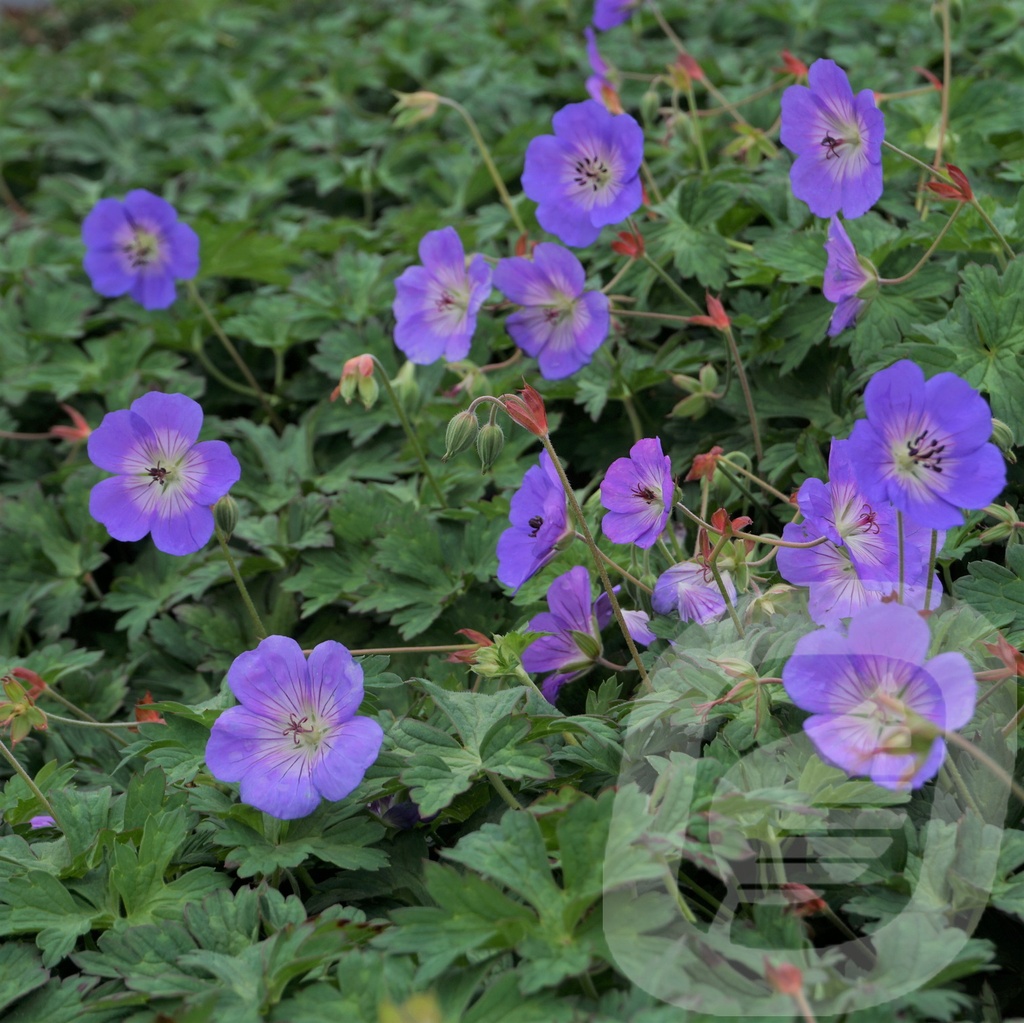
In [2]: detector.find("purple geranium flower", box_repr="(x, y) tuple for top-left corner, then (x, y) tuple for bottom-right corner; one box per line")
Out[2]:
(522, 100), (644, 248)
(652, 561), (736, 625)
(29, 815), (57, 829)
(393, 226), (492, 364)
(600, 436), (674, 549)
(584, 27), (619, 107)
(523, 566), (653, 701)
(777, 439), (938, 625)
(81, 189), (199, 310)
(493, 243), (610, 379)
(206, 636), (384, 820)
(87, 392), (241, 556)
(824, 216), (876, 336)
(593, 0), (640, 31)
(783, 603), (976, 790)
(780, 58), (885, 219)
(496, 450), (573, 590)
(847, 360), (1006, 529)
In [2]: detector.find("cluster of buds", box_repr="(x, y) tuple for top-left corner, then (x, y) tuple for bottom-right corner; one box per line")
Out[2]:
(330, 354), (379, 410)
(1, 667), (47, 745)
(978, 502), (1024, 545)
(442, 384), (549, 472)
(671, 364), (720, 419)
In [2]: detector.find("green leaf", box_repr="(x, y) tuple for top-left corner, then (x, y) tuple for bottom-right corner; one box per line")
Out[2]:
(0, 942), (49, 1014)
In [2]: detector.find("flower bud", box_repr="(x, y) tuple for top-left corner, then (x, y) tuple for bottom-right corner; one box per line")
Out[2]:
(764, 960), (804, 997)
(698, 363), (719, 393)
(991, 418), (1017, 463)
(501, 384), (548, 437)
(214, 495), (239, 538)
(670, 394), (708, 419)
(390, 90), (440, 129)
(569, 630), (602, 663)
(442, 409), (479, 462)
(356, 373), (379, 410)
(476, 422), (505, 472)
(330, 354), (375, 404)
(390, 361), (419, 410)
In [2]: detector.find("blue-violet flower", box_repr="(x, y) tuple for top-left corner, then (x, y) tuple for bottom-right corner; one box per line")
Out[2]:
(780, 58), (885, 219)
(593, 0), (640, 31)
(783, 603), (976, 790)
(493, 242), (610, 379)
(652, 561), (736, 625)
(88, 392), (241, 556)
(522, 99), (644, 248)
(206, 636), (384, 820)
(496, 450), (573, 590)
(523, 566), (653, 701)
(82, 189), (200, 310)
(600, 436), (674, 549)
(846, 360), (1006, 529)
(393, 226), (492, 364)
(823, 216), (877, 336)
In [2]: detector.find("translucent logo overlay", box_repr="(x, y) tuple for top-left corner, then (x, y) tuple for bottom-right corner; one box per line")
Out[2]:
(602, 597), (1018, 1017)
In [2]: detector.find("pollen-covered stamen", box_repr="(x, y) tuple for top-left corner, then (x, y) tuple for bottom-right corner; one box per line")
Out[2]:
(905, 428), (946, 474)
(572, 154), (612, 192)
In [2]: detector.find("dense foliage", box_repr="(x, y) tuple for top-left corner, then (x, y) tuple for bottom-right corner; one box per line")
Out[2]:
(1, 0), (1023, 1020)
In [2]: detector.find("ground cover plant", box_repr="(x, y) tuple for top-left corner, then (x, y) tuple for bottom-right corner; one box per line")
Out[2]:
(2, 0), (1024, 1019)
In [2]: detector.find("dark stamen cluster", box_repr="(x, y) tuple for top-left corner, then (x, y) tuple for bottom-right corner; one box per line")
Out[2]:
(906, 429), (946, 474)
(572, 154), (611, 192)
(528, 515), (544, 537)
(820, 132), (845, 160)
(855, 503), (880, 534)
(631, 483), (657, 504)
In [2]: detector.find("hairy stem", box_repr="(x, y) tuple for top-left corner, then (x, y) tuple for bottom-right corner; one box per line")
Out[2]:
(216, 524), (268, 640)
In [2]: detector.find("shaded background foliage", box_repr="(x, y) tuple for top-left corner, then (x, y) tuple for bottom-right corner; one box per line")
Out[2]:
(1, 0), (1024, 1020)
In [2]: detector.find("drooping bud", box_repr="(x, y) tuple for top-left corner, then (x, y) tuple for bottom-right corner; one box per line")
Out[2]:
(978, 502), (1024, 544)
(687, 293), (730, 331)
(442, 409), (479, 462)
(685, 446), (724, 482)
(991, 418), (1016, 462)
(447, 628), (493, 664)
(330, 354), (375, 404)
(49, 404), (91, 442)
(476, 422), (505, 472)
(779, 882), (827, 917)
(390, 360), (419, 409)
(764, 960), (804, 997)
(390, 90), (441, 129)
(925, 163), (973, 202)
(501, 383), (548, 437)
(777, 50), (809, 78)
(914, 65), (943, 91)
(610, 229), (644, 258)
(214, 495), (239, 538)
(134, 691), (166, 726)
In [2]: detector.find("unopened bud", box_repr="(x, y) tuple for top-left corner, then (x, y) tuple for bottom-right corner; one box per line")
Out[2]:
(991, 418), (1017, 462)
(476, 422), (505, 472)
(442, 410), (479, 462)
(501, 383), (548, 437)
(764, 960), (804, 997)
(670, 394), (709, 419)
(390, 90), (441, 129)
(357, 373), (379, 410)
(214, 495), (239, 538)
(569, 630), (602, 663)
(390, 361), (419, 410)
(698, 363), (719, 393)
(639, 89), (661, 126)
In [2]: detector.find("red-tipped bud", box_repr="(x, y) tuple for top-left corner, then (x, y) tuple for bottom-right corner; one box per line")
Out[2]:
(611, 229), (645, 258)
(502, 383), (548, 437)
(10, 667), (46, 700)
(331, 354), (376, 405)
(780, 882), (827, 917)
(978, 633), (1024, 681)
(49, 404), (91, 442)
(687, 293), (730, 331)
(675, 53), (705, 82)
(710, 508), (752, 537)
(134, 691), (166, 726)
(514, 233), (532, 258)
(776, 50), (808, 78)
(764, 960), (804, 997)
(601, 83), (624, 115)
(926, 164), (973, 202)
(685, 446), (723, 482)
(448, 628), (494, 664)
(914, 65), (943, 91)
